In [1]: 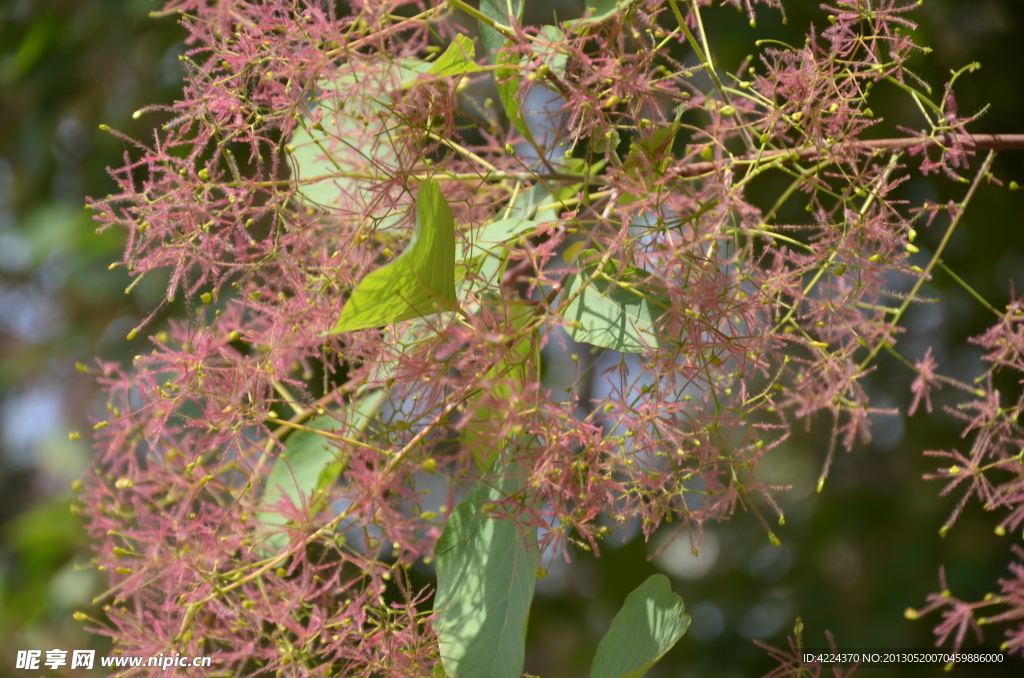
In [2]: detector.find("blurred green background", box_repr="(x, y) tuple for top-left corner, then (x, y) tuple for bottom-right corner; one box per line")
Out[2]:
(2, 1), (1023, 676)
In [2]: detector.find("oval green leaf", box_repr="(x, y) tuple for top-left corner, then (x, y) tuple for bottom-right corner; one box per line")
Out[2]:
(589, 574), (691, 678)
(434, 462), (539, 678)
(330, 180), (457, 333)
(257, 390), (387, 553)
(562, 265), (667, 353)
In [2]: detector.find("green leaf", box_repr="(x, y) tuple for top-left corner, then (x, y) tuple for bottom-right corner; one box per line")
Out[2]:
(495, 53), (534, 144)
(478, 0), (523, 62)
(257, 390), (387, 553)
(330, 180), (457, 333)
(562, 264), (667, 353)
(428, 34), (483, 78)
(460, 303), (536, 471)
(459, 218), (545, 261)
(434, 462), (539, 678)
(620, 123), (679, 205)
(288, 73), (404, 213)
(537, 26), (568, 78)
(569, 0), (633, 31)
(478, 0), (533, 144)
(589, 574), (691, 678)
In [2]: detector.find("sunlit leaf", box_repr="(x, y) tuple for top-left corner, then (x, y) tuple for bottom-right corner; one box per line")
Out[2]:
(330, 180), (457, 333)
(288, 73), (405, 215)
(434, 461), (538, 678)
(537, 25), (568, 78)
(562, 264), (667, 353)
(257, 390), (387, 553)
(478, 0), (533, 143)
(569, 0), (633, 31)
(461, 303), (536, 471)
(428, 34), (483, 78)
(589, 575), (691, 678)
(478, 0), (523, 62)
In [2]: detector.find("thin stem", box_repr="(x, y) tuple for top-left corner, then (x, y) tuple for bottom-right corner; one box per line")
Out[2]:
(859, 150), (997, 369)
(675, 134), (1024, 178)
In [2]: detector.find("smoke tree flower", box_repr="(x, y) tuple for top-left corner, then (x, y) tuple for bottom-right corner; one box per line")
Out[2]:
(73, 0), (1024, 674)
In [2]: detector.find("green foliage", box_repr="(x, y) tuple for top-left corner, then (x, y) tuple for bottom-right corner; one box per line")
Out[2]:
(460, 302), (537, 471)
(589, 575), (691, 678)
(562, 263), (668, 353)
(427, 34), (483, 78)
(257, 390), (386, 552)
(478, 0), (533, 143)
(619, 123), (679, 204)
(569, 0), (630, 30)
(330, 180), (457, 333)
(434, 461), (539, 678)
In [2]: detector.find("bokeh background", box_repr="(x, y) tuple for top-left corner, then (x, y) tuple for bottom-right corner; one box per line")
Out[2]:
(2, 1), (1024, 676)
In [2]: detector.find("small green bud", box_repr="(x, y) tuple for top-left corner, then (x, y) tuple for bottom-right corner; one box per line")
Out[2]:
(200, 292), (212, 304)
(198, 168), (209, 180)
(759, 132), (770, 145)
